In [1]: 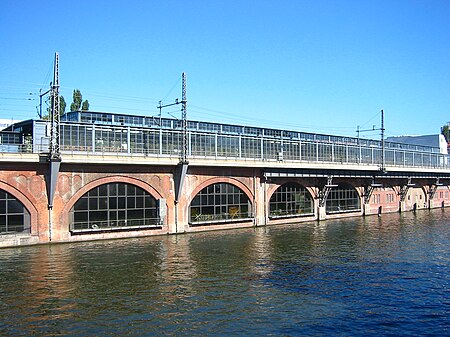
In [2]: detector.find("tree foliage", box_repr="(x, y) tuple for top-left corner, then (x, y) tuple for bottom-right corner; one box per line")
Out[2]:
(43, 88), (89, 119)
(82, 99), (89, 111)
(44, 94), (66, 119)
(69, 89), (89, 111)
(70, 89), (83, 111)
(60, 96), (66, 114)
(441, 124), (450, 142)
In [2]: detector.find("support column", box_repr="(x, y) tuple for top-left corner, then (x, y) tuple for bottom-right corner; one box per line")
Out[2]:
(399, 178), (415, 212)
(254, 175), (265, 226)
(173, 161), (189, 234)
(317, 176), (337, 220)
(363, 203), (371, 216)
(363, 180), (382, 216)
(318, 205), (327, 221)
(428, 178), (442, 209)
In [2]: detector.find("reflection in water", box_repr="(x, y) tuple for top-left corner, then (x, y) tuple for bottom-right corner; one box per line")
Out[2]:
(0, 245), (77, 336)
(0, 210), (449, 336)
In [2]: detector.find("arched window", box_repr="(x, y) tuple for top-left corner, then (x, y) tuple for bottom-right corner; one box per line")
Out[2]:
(190, 183), (253, 224)
(70, 183), (160, 233)
(269, 183), (313, 218)
(0, 190), (30, 234)
(326, 183), (360, 213)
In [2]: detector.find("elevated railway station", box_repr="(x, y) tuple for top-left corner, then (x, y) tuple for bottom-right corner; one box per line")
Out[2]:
(1, 109), (450, 248)
(1, 110), (445, 167)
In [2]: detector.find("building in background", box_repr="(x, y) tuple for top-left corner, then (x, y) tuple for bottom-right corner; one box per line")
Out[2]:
(386, 134), (448, 155)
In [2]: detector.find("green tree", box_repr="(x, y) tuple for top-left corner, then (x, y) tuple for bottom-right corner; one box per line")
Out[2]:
(70, 89), (82, 111)
(441, 124), (449, 142)
(44, 94), (66, 119)
(82, 99), (89, 111)
(70, 89), (89, 111)
(60, 96), (66, 114)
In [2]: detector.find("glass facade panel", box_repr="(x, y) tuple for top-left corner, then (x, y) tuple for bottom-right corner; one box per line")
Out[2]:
(217, 135), (239, 157)
(326, 184), (361, 213)
(301, 142), (317, 161)
(70, 183), (160, 232)
(241, 137), (261, 159)
(263, 140), (281, 160)
(191, 133), (216, 156)
(189, 183), (253, 224)
(269, 183), (313, 218)
(283, 141), (301, 160)
(161, 131), (182, 155)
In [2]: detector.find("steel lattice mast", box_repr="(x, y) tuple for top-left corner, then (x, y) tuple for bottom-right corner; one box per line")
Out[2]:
(181, 72), (187, 163)
(49, 52), (61, 160)
(47, 52), (62, 215)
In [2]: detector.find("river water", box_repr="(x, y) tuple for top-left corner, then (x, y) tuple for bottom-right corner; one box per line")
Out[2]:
(0, 210), (449, 336)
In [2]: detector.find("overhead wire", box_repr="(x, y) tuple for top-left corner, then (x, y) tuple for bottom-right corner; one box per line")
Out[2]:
(161, 76), (181, 102)
(358, 110), (381, 128)
(187, 103), (357, 135)
(40, 59), (54, 89)
(0, 77), (384, 138)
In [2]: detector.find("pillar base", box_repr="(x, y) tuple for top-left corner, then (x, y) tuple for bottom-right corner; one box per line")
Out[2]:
(318, 206), (326, 221)
(363, 203), (370, 216)
(399, 201), (406, 212)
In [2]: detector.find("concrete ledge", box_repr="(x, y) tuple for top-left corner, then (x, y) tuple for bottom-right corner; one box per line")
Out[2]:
(0, 234), (40, 248)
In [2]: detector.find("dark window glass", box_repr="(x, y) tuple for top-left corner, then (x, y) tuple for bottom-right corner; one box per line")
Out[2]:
(136, 197), (144, 208)
(98, 197), (108, 210)
(89, 198), (98, 210)
(0, 190), (30, 234)
(99, 185), (108, 196)
(109, 197), (117, 209)
(127, 197), (136, 208)
(118, 197), (126, 209)
(74, 211), (88, 222)
(7, 200), (22, 213)
(74, 198), (88, 211)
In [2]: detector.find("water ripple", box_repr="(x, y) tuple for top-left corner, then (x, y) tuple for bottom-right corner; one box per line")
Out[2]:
(0, 210), (449, 336)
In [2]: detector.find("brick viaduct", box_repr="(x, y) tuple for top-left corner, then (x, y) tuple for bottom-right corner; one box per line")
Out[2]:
(1, 152), (449, 248)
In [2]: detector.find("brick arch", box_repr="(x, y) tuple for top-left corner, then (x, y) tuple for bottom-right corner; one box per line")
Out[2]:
(63, 175), (164, 216)
(0, 181), (39, 234)
(267, 181), (315, 218)
(188, 177), (254, 206)
(325, 182), (362, 213)
(60, 176), (165, 235)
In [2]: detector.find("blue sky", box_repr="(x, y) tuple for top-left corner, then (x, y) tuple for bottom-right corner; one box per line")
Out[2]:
(1, 0), (449, 138)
